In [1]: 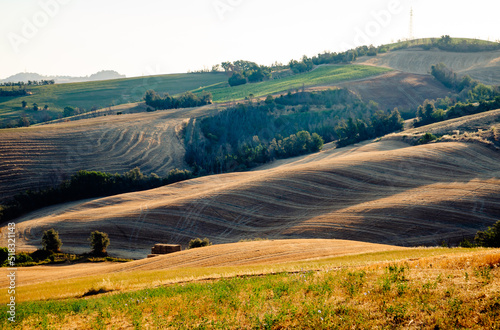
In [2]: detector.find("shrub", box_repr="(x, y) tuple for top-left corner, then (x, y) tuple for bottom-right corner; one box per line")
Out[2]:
(16, 252), (33, 264)
(418, 132), (438, 144)
(228, 73), (247, 87)
(0, 247), (8, 265)
(475, 221), (500, 247)
(42, 228), (62, 252)
(188, 238), (212, 249)
(30, 249), (54, 262)
(89, 231), (110, 255)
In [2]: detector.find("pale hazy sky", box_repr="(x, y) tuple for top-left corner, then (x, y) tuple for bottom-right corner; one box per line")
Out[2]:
(1, 0), (499, 79)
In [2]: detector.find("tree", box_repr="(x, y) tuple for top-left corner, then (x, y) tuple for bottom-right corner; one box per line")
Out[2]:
(43, 105), (49, 111)
(228, 73), (247, 87)
(18, 115), (30, 127)
(21, 100), (27, 108)
(32, 103), (39, 111)
(188, 237), (212, 249)
(42, 228), (62, 252)
(440, 35), (452, 45)
(475, 221), (500, 247)
(63, 106), (75, 117)
(89, 231), (110, 255)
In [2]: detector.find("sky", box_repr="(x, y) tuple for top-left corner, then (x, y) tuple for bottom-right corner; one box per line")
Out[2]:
(1, 0), (499, 79)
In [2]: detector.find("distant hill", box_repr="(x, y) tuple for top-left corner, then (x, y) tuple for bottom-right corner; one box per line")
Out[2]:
(0, 70), (126, 84)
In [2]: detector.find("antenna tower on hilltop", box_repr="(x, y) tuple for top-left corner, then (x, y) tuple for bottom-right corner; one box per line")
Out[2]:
(409, 7), (414, 40)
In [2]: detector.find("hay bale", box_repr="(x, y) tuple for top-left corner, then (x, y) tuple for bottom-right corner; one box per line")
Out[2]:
(151, 244), (181, 255)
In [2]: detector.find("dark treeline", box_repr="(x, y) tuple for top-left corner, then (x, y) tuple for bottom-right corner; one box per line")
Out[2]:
(185, 89), (403, 174)
(335, 109), (404, 147)
(430, 35), (500, 52)
(0, 80), (55, 87)
(144, 90), (212, 110)
(416, 63), (500, 127)
(0, 88), (29, 97)
(221, 46), (379, 87)
(0, 168), (192, 224)
(416, 97), (500, 128)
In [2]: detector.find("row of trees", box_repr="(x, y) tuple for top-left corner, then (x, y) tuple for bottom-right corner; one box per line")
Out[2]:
(144, 90), (212, 110)
(0, 168), (192, 224)
(0, 229), (110, 267)
(335, 109), (404, 147)
(41, 229), (109, 255)
(416, 63), (500, 127)
(431, 63), (474, 92)
(21, 101), (49, 111)
(0, 87), (29, 97)
(416, 97), (500, 127)
(0, 80), (54, 87)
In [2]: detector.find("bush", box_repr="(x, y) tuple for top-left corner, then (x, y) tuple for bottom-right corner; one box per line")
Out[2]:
(0, 247), (8, 265)
(188, 238), (212, 249)
(228, 73), (247, 87)
(475, 221), (500, 247)
(30, 249), (54, 262)
(16, 252), (33, 264)
(42, 228), (62, 252)
(89, 231), (110, 255)
(418, 133), (438, 144)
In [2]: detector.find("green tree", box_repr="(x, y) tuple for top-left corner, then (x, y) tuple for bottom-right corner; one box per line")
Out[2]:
(188, 238), (212, 249)
(228, 73), (247, 87)
(89, 231), (110, 255)
(475, 221), (500, 247)
(32, 103), (39, 111)
(21, 100), (27, 108)
(63, 106), (75, 117)
(42, 228), (62, 252)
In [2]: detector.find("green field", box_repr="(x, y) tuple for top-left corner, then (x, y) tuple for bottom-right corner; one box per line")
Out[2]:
(0, 73), (227, 124)
(194, 65), (391, 102)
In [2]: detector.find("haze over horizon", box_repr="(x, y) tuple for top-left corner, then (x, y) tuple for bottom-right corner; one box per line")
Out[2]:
(1, 0), (499, 79)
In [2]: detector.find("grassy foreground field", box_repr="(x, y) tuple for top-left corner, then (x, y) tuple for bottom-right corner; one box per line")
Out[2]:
(0, 73), (226, 124)
(1, 246), (499, 329)
(193, 65), (391, 102)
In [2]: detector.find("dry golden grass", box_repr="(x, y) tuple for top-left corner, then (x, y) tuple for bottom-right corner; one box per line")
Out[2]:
(2, 136), (499, 260)
(2, 246), (499, 329)
(323, 71), (452, 111)
(0, 104), (218, 201)
(384, 108), (500, 148)
(356, 49), (500, 85)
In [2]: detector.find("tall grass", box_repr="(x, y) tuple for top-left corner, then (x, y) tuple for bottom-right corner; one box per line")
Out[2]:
(2, 248), (499, 329)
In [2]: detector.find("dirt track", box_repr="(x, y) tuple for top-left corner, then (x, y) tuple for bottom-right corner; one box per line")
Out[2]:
(2, 127), (499, 259)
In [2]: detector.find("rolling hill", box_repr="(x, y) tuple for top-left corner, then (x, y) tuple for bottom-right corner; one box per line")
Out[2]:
(0, 72), (227, 125)
(3, 110), (499, 259)
(0, 104), (220, 202)
(313, 71), (452, 111)
(355, 48), (500, 85)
